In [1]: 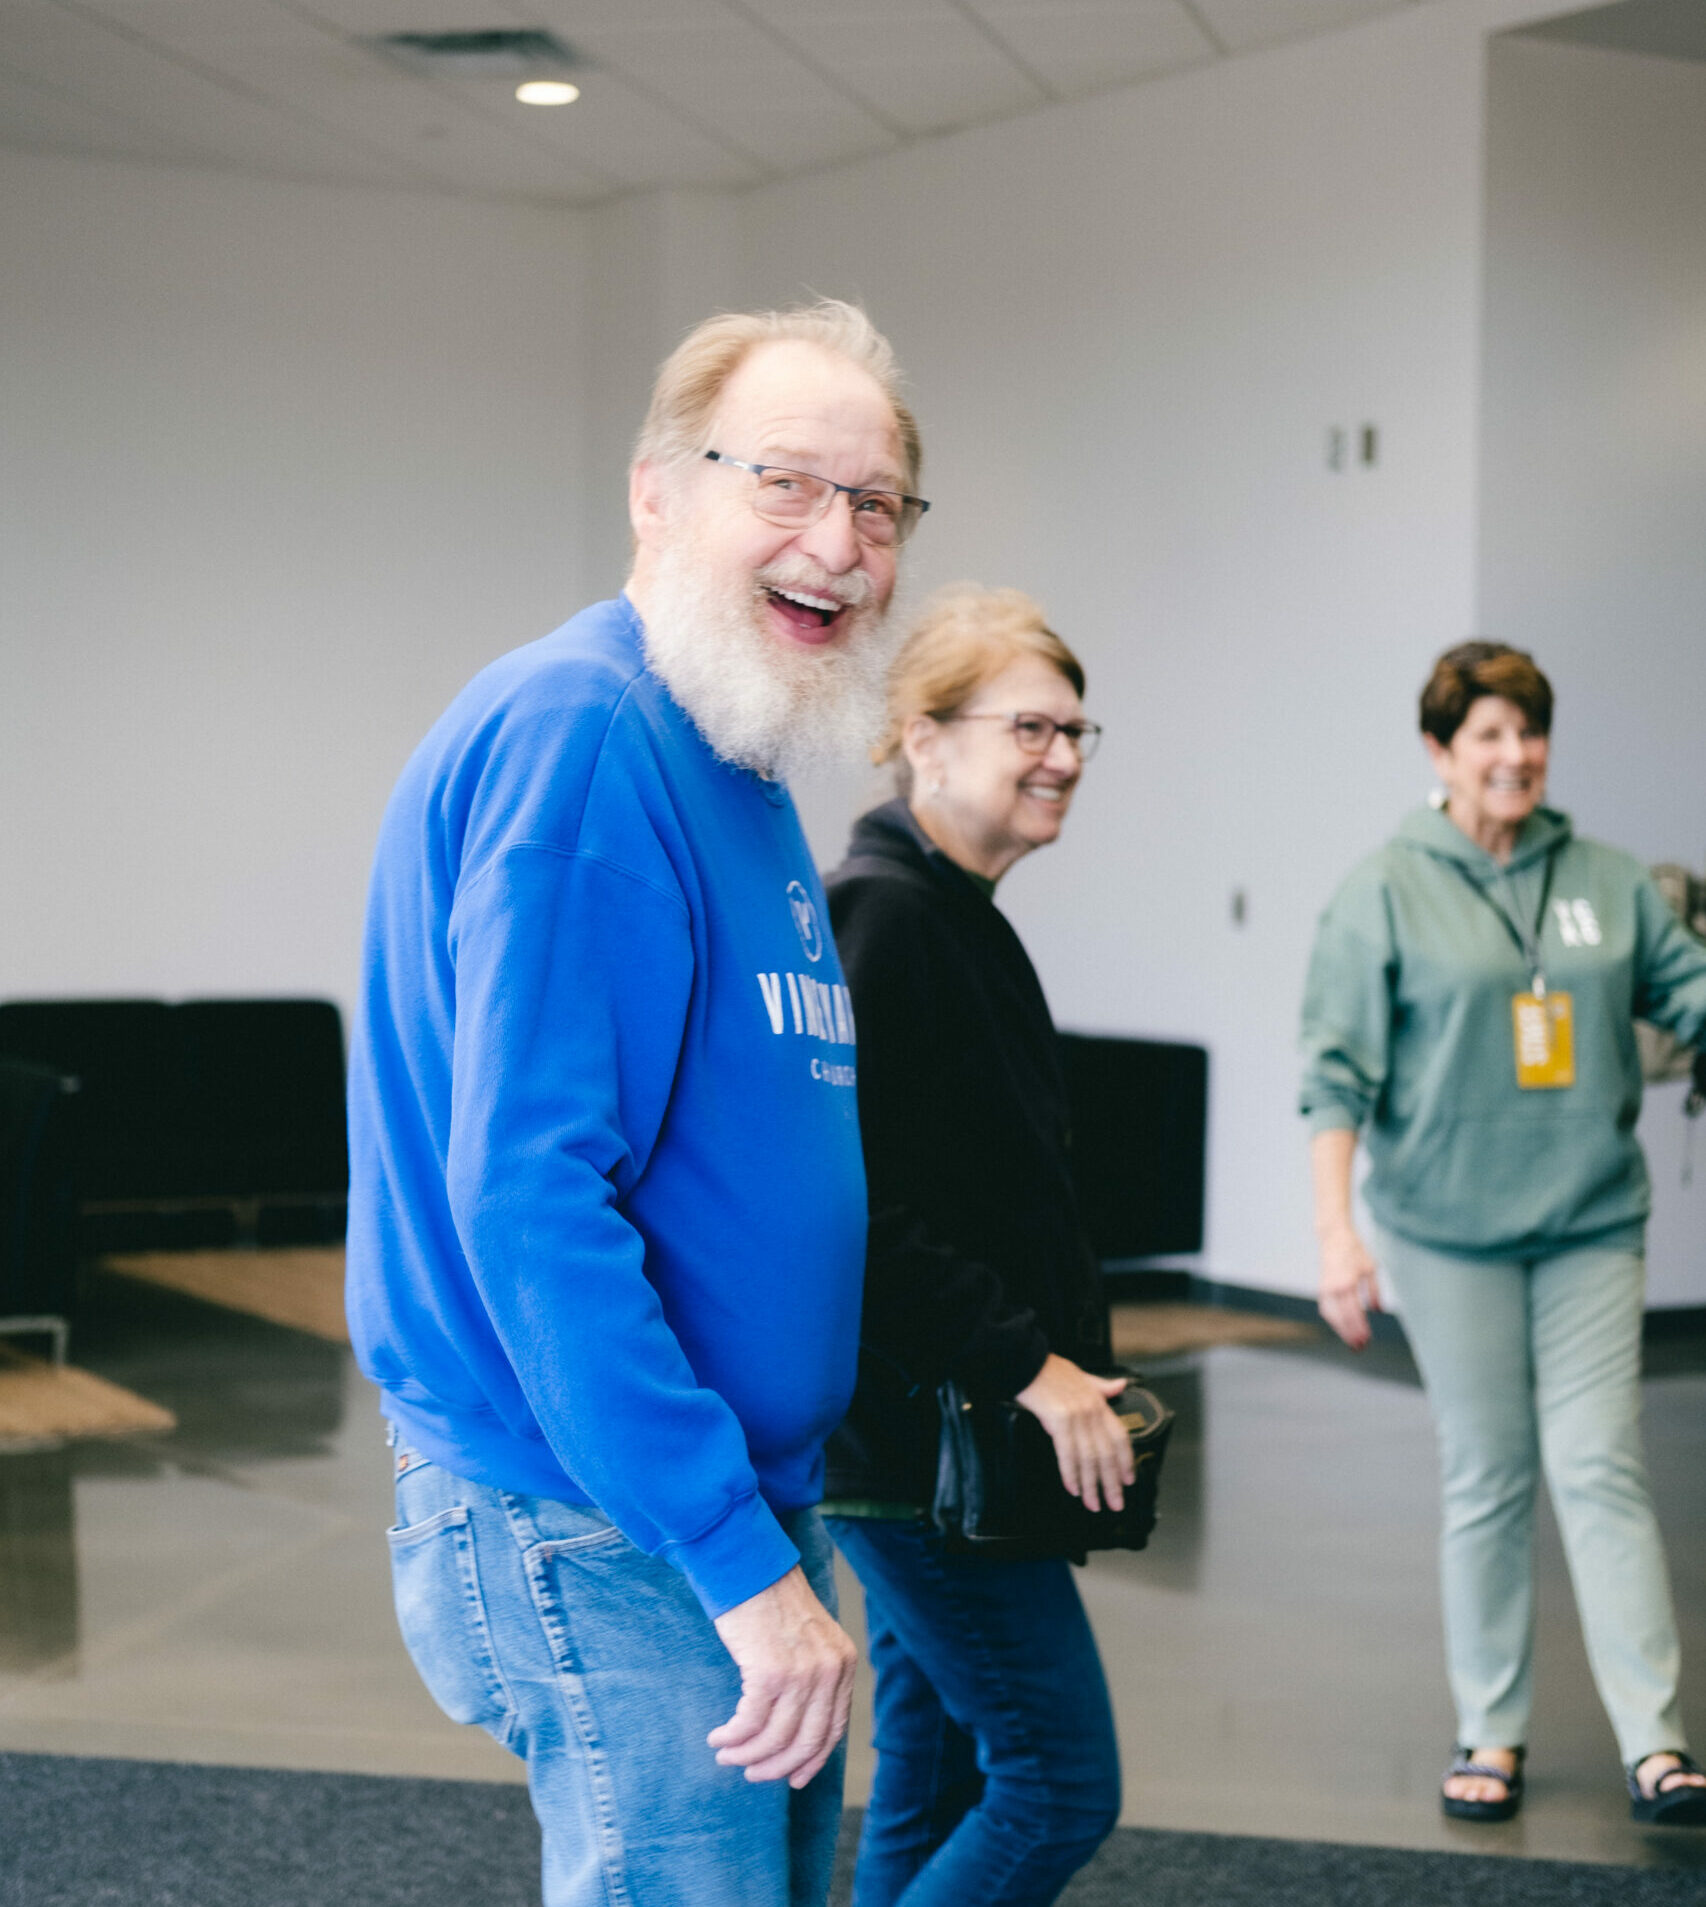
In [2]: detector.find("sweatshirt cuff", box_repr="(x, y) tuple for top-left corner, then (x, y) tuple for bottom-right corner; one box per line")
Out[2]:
(1304, 1104), (1362, 1137)
(661, 1489), (802, 1622)
(973, 1321), (1051, 1403)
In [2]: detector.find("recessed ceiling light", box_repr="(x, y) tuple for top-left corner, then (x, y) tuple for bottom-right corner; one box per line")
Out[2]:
(516, 79), (579, 105)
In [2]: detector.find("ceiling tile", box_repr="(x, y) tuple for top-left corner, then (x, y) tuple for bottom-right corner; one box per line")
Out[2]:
(16, 0), (276, 31)
(41, 0), (622, 200)
(363, 126), (600, 202)
(1191, 0), (1412, 57)
(737, 0), (1047, 134)
(332, 96), (613, 202)
(528, 0), (900, 174)
(0, 59), (193, 163)
(1, 0), (435, 188)
(480, 75), (766, 195)
(293, 1), (770, 194)
(961, 1), (1216, 98)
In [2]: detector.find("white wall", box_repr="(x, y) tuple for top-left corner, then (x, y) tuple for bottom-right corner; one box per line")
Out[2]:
(583, 190), (749, 600)
(0, 153), (590, 1025)
(725, 0), (1551, 1297)
(1479, 36), (1706, 1306)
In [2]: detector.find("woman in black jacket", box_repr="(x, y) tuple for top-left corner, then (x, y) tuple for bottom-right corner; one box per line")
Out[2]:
(823, 585), (1124, 1907)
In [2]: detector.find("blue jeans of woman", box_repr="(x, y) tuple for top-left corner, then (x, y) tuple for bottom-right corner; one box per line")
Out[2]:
(826, 1516), (1120, 1907)
(388, 1442), (845, 1907)
(1378, 1231), (1690, 1765)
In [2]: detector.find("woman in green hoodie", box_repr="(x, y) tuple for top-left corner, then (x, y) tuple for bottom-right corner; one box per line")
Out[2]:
(1300, 641), (1706, 1828)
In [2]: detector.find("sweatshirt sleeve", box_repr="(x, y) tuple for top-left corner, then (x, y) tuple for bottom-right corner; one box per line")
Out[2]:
(1299, 869), (1396, 1137)
(1633, 875), (1706, 1049)
(832, 878), (1050, 1404)
(446, 842), (799, 1619)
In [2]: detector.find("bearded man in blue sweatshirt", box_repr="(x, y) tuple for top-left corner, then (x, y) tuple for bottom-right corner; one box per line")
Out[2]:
(346, 301), (928, 1907)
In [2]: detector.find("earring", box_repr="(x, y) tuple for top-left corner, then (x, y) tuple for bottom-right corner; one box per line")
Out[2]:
(928, 776), (945, 797)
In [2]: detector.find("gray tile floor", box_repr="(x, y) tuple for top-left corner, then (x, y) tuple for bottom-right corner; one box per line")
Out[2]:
(2, 1270), (1704, 1876)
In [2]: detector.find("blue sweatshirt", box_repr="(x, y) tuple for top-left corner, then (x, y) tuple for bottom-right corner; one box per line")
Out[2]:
(345, 596), (867, 1618)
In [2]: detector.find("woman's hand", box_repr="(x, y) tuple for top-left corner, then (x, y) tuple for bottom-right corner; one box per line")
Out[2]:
(1014, 1354), (1135, 1513)
(1311, 1128), (1379, 1350)
(1318, 1223), (1381, 1349)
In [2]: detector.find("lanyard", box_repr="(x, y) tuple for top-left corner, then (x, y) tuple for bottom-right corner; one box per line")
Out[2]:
(1457, 849), (1559, 995)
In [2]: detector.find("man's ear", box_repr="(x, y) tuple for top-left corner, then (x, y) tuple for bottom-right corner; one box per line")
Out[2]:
(629, 459), (671, 550)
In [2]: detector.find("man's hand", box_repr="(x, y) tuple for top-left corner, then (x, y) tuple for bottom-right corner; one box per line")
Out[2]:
(708, 1566), (857, 1789)
(1318, 1222), (1380, 1349)
(1014, 1353), (1135, 1513)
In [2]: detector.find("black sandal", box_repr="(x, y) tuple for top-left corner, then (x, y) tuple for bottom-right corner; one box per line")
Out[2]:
(1441, 1745), (1525, 1822)
(1628, 1751), (1706, 1827)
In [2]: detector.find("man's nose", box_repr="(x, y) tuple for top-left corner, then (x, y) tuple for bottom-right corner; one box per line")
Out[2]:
(795, 492), (863, 573)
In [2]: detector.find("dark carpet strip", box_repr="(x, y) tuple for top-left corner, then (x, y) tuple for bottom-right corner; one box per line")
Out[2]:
(1047, 1824), (1704, 1904)
(2, 1752), (1700, 1906)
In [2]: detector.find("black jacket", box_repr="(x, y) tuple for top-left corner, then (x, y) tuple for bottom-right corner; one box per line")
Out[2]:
(823, 801), (1111, 1505)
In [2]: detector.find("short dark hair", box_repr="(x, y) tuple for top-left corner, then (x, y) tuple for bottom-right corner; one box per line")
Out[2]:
(1419, 642), (1553, 746)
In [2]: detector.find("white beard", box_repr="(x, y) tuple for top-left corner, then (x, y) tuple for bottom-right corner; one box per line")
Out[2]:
(639, 532), (898, 787)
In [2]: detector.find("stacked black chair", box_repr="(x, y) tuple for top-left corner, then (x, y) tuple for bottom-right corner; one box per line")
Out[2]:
(175, 1000), (349, 1245)
(0, 1056), (82, 1356)
(0, 999), (348, 1254)
(1057, 1033), (1209, 1264)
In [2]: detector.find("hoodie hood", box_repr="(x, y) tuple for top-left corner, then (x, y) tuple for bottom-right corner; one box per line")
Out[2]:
(846, 798), (1000, 903)
(1393, 802), (1573, 882)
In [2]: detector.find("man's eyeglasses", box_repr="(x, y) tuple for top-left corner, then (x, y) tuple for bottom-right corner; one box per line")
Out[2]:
(704, 451), (930, 548)
(944, 711), (1104, 763)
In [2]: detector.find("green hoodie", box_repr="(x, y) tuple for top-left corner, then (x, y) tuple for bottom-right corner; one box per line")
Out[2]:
(1300, 805), (1706, 1259)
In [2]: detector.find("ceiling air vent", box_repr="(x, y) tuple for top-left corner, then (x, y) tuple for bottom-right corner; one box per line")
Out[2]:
(367, 29), (581, 79)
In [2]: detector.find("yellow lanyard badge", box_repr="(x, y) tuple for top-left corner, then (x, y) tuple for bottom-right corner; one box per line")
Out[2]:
(1512, 985), (1574, 1089)
(1455, 848), (1578, 1091)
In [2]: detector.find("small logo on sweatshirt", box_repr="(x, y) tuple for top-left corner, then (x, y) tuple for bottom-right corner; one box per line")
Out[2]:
(1551, 898), (1601, 948)
(787, 881), (824, 962)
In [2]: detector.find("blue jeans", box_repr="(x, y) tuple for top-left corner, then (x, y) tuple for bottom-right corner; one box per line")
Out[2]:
(387, 1442), (845, 1907)
(826, 1517), (1120, 1907)
(1379, 1231), (1689, 1765)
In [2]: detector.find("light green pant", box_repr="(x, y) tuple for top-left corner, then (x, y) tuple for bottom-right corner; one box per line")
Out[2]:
(1378, 1228), (1688, 1765)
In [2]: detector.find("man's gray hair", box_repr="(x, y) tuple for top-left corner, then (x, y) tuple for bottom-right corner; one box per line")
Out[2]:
(633, 299), (921, 491)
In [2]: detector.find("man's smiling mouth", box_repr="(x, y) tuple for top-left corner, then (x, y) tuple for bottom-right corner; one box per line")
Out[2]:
(766, 586), (845, 632)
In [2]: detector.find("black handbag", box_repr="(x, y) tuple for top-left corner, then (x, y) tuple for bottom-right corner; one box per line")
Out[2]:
(932, 1372), (1175, 1559)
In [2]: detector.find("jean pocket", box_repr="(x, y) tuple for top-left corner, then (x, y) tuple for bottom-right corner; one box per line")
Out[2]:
(387, 1503), (513, 1734)
(533, 1521), (627, 1558)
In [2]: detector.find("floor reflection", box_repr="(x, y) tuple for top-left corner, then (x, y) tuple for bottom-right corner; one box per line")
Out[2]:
(0, 1451), (76, 1674)
(70, 1267), (346, 1460)
(0, 1266), (350, 1706)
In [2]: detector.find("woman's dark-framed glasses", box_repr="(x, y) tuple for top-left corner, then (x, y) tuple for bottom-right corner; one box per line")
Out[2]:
(704, 451), (930, 548)
(948, 711), (1103, 762)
